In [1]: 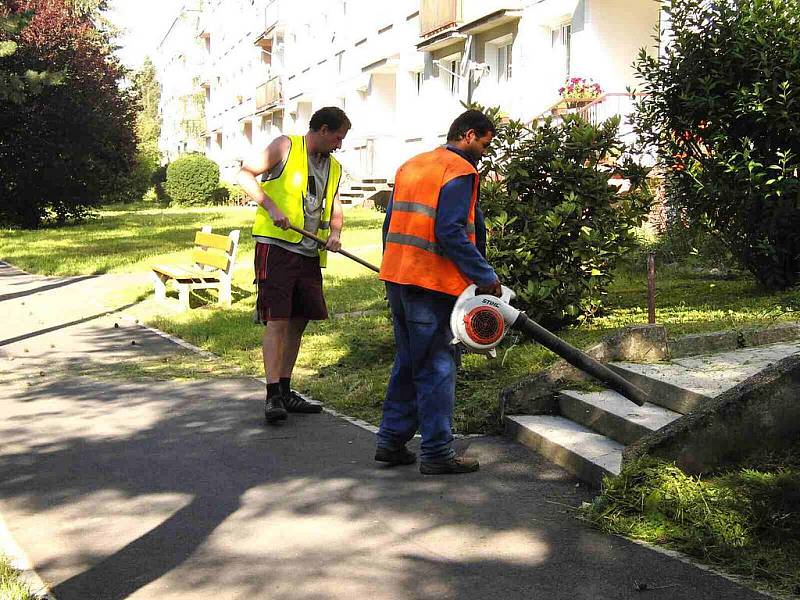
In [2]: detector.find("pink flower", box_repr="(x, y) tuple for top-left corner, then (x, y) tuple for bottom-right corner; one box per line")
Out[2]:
(559, 76), (602, 99)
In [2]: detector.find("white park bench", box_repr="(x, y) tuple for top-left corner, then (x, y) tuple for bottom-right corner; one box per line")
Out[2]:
(151, 226), (240, 310)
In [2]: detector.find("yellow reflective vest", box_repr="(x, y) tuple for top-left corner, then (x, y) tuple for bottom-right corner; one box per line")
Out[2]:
(252, 134), (342, 267)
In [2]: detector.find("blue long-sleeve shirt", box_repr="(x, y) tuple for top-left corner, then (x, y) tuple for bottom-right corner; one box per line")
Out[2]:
(383, 145), (497, 287)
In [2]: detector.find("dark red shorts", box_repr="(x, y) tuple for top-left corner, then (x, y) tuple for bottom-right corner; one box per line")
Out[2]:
(253, 242), (328, 323)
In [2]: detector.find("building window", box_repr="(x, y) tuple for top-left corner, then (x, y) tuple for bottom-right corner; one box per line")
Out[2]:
(448, 59), (458, 95)
(497, 42), (512, 83)
(414, 71), (423, 95)
(552, 22), (572, 80)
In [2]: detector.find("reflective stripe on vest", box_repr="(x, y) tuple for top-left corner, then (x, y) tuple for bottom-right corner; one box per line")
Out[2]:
(384, 232), (442, 255)
(390, 200), (476, 236)
(380, 147), (479, 296)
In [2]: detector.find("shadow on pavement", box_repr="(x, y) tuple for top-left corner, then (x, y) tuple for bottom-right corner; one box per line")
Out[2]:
(0, 373), (764, 600)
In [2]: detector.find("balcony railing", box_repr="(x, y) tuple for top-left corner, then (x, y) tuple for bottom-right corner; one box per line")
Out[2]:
(264, 0), (281, 34)
(256, 77), (282, 111)
(255, 0), (282, 48)
(533, 93), (648, 148)
(420, 0), (462, 38)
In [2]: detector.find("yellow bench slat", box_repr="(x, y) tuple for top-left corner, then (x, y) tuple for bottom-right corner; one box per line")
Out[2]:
(195, 231), (234, 253)
(152, 264), (219, 282)
(192, 247), (230, 271)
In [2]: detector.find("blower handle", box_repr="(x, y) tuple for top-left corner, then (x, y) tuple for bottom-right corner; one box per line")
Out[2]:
(512, 313), (648, 407)
(288, 225), (380, 273)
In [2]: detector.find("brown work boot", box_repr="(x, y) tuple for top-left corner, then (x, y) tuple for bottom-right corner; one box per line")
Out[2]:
(374, 446), (417, 466)
(419, 455), (479, 475)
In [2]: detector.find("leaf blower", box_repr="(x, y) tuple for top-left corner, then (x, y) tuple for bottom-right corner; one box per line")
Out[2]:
(450, 285), (647, 406)
(290, 226), (648, 407)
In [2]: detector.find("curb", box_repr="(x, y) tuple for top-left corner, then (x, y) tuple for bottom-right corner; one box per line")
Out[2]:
(621, 535), (781, 600)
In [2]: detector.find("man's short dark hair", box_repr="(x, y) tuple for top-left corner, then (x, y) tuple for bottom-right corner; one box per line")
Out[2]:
(309, 106), (351, 132)
(446, 109), (496, 142)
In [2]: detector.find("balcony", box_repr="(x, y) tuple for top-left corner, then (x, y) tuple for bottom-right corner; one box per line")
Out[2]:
(417, 0), (522, 51)
(417, 0), (463, 51)
(254, 0), (282, 47)
(255, 77), (282, 112)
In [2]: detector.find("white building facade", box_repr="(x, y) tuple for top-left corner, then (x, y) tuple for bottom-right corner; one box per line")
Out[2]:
(157, 0), (662, 183)
(156, 1), (206, 162)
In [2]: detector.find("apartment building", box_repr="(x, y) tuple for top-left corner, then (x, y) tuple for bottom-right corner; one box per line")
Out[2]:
(156, 0), (206, 162)
(157, 0), (662, 183)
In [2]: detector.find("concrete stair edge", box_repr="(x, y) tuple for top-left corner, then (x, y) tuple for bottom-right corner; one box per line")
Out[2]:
(608, 363), (711, 414)
(506, 414), (623, 487)
(558, 389), (682, 446)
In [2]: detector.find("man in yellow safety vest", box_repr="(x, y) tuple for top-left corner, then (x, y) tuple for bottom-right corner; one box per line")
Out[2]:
(238, 107), (351, 424)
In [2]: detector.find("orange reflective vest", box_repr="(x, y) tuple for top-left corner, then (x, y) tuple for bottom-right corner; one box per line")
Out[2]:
(380, 147), (478, 296)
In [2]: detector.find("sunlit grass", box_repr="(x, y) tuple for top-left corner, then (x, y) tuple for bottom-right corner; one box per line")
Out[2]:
(0, 556), (34, 600)
(582, 442), (800, 598)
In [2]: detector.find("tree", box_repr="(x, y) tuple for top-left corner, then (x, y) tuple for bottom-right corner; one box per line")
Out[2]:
(633, 0), (800, 289)
(132, 56), (160, 161)
(0, 0), (137, 227)
(0, 10), (64, 104)
(109, 55), (162, 203)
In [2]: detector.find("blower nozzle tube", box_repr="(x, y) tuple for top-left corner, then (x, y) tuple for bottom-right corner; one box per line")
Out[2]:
(511, 313), (648, 407)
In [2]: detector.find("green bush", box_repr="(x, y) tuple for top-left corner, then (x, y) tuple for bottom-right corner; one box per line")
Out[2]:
(633, 0), (800, 290)
(478, 107), (652, 329)
(163, 154), (220, 206)
(213, 181), (250, 206)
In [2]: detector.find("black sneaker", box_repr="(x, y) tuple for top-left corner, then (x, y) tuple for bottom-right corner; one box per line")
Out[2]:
(419, 455), (479, 475)
(264, 394), (288, 424)
(374, 446), (417, 466)
(284, 389), (323, 413)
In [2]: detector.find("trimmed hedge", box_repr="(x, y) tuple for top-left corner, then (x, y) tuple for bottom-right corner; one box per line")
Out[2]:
(164, 154), (220, 205)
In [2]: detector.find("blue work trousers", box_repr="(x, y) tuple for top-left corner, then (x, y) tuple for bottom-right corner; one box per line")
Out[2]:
(377, 282), (457, 462)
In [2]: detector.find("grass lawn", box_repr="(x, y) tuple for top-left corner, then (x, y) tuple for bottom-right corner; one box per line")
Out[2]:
(0, 555), (34, 600)
(2, 202), (800, 434)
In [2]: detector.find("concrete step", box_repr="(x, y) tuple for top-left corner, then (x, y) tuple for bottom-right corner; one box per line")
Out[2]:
(558, 389), (681, 445)
(609, 341), (800, 414)
(505, 340), (800, 487)
(608, 363), (711, 414)
(506, 415), (623, 487)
